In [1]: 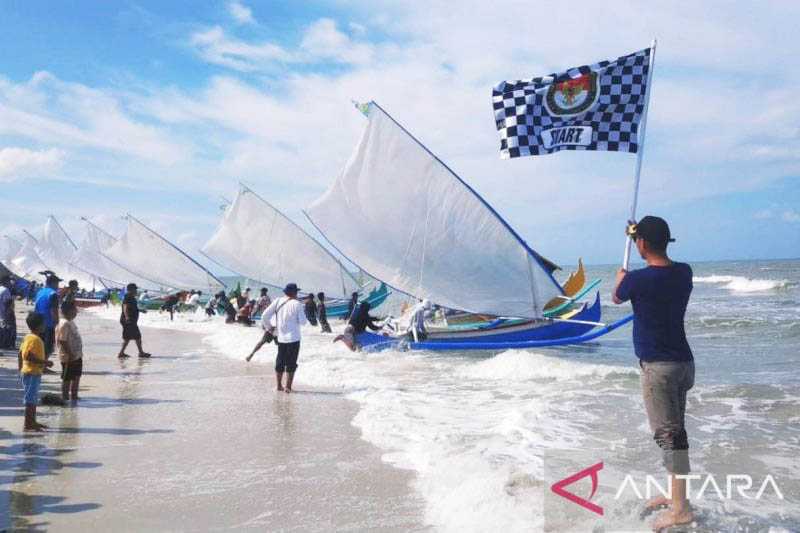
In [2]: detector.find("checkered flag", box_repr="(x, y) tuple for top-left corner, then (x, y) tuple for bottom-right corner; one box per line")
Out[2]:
(493, 48), (651, 158)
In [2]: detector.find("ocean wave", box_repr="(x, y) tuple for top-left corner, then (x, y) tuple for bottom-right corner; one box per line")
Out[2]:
(456, 349), (636, 381)
(693, 275), (793, 292)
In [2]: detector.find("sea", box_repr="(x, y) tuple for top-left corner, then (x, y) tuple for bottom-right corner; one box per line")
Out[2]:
(105, 258), (800, 532)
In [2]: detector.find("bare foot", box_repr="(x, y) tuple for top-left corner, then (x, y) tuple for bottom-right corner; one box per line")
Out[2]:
(35, 422), (49, 430)
(245, 354), (253, 362)
(277, 385), (284, 392)
(652, 508), (693, 531)
(645, 496), (670, 510)
(639, 496), (671, 519)
(285, 388), (292, 394)
(118, 353), (131, 359)
(24, 425), (44, 432)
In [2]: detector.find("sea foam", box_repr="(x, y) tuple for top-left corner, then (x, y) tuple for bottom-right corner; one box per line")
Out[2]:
(694, 275), (791, 293)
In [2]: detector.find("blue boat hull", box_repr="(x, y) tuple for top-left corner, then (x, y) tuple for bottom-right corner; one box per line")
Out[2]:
(356, 292), (606, 351)
(327, 283), (390, 318)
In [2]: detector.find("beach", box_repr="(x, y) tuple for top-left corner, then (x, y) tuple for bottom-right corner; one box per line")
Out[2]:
(1, 258), (799, 532)
(0, 307), (425, 532)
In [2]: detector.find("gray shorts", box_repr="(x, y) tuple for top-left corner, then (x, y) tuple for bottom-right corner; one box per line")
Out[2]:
(640, 360), (695, 474)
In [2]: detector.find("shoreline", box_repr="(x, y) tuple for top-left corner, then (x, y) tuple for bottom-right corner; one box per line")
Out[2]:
(1, 306), (426, 531)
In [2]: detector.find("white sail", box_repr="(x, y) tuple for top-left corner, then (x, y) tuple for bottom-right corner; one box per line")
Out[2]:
(10, 234), (49, 279)
(306, 102), (563, 319)
(202, 186), (359, 299)
(1, 236), (22, 267)
(70, 220), (166, 292)
(104, 215), (224, 292)
(36, 216), (97, 289)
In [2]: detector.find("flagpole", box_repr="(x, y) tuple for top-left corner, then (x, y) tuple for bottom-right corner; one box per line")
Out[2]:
(622, 38), (657, 270)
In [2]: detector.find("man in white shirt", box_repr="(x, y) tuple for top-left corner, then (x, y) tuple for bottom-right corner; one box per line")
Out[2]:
(261, 283), (307, 393)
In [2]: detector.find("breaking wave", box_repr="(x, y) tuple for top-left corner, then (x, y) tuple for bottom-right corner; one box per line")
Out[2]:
(694, 275), (792, 293)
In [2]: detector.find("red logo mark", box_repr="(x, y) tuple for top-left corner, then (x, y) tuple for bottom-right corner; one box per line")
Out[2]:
(550, 461), (604, 516)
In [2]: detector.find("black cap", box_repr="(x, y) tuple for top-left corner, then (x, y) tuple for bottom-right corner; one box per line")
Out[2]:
(284, 282), (300, 294)
(41, 270), (62, 285)
(68, 279), (79, 288)
(632, 216), (675, 247)
(126, 283), (138, 291)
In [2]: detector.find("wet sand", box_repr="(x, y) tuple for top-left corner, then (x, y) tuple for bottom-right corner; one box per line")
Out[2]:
(0, 308), (425, 531)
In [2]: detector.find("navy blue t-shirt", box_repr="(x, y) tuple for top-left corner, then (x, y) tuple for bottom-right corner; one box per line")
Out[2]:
(615, 263), (693, 362)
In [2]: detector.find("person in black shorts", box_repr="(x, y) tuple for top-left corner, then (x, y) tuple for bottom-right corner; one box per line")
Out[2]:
(56, 301), (84, 401)
(317, 292), (331, 333)
(261, 283), (307, 393)
(118, 283), (151, 358)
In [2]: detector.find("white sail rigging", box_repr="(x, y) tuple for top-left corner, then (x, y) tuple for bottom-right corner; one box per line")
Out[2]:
(70, 219), (166, 292)
(9, 233), (49, 279)
(35, 216), (97, 289)
(104, 215), (224, 292)
(1, 235), (22, 268)
(306, 101), (563, 319)
(202, 186), (360, 299)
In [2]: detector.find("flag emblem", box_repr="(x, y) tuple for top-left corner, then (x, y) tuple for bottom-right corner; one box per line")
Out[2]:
(545, 72), (598, 116)
(493, 48), (650, 158)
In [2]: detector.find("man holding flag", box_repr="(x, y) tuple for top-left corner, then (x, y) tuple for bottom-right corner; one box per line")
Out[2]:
(494, 45), (696, 531)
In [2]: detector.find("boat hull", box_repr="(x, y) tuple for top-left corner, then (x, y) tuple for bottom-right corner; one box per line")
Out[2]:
(327, 283), (390, 318)
(356, 292), (602, 351)
(75, 297), (104, 308)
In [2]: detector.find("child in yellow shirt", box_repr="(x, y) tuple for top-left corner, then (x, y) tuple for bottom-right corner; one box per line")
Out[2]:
(18, 311), (53, 431)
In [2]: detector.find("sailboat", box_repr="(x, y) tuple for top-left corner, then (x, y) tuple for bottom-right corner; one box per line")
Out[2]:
(70, 218), (168, 294)
(306, 101), (632, 350)
(34, 216), (98, 290)
(8, 233), (49, 280)
(1, 235), (22, 269)
(103, 215), (225, 294)
(201, 184), (389, 317)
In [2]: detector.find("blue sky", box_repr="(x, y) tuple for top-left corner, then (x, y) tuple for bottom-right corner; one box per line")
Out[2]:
(1, 1), (798, 273)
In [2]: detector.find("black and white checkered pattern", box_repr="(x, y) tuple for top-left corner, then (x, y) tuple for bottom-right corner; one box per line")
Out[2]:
(493, 48), (650, 158)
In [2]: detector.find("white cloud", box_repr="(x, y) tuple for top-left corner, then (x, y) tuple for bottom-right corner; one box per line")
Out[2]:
(0, 72), (188, 165)
(188, 19), (377, 72)
(227, 1), (256, 26)
(0, 146), (65, 181)
(190, 26), (291, 71)
(782, 210), (800, 223)
(300, 19), (374, 64)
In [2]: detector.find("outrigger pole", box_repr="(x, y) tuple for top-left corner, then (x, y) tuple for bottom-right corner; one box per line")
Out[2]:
(622, 38), (657, 270)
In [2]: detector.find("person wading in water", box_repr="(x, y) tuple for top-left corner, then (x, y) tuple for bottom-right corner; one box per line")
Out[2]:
(613, 216), (694, 531)
(118, 283), (151, 358)
(261, 283), (307, 393)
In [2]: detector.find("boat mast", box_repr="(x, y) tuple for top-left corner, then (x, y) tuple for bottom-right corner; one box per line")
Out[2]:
(622, 39), (657, 270)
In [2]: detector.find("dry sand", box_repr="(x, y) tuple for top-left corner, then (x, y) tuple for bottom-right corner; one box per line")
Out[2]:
(0, 306), (425, 531)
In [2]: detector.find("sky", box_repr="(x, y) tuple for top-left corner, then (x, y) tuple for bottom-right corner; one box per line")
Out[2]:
(1, 0), (798, 274)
